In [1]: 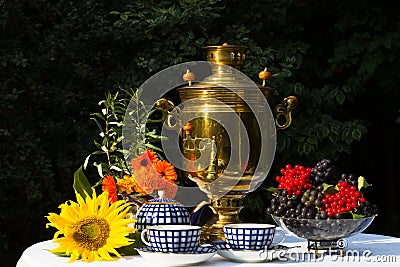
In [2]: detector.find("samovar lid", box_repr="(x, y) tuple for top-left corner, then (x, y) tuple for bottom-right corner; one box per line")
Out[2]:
(179, 43), (251, 90)
(203, 42), (247, 69)
(178, 43), (274, 104)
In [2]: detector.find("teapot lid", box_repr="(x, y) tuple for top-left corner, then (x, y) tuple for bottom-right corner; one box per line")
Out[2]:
(145, 190), (182, 205)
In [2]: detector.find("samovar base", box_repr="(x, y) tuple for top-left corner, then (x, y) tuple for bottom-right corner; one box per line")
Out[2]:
(199, 194), (245, 242)
(200, 214), (225, 242)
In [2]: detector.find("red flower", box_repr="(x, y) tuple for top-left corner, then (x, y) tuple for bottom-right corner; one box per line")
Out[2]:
(102, 174), (118, 203)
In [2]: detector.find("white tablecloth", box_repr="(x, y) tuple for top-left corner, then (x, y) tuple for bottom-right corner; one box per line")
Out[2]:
(17, 233), (400, 267)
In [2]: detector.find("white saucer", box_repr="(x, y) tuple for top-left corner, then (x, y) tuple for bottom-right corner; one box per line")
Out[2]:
(135, 246), (216, 266)
(217, 248), (287, 263)
(213, 241), (288, 263)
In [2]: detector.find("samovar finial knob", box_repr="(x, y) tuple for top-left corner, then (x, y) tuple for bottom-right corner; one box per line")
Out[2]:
(182, 122), (194, 135)
(258, 67), (272, 86)
(183, 69), (195, 86)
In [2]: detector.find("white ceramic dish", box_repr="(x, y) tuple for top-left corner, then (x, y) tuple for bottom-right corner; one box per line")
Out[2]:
(135, 246), (216, 266)
(217, 248), (286, 263)
(214, 241), (288, 263)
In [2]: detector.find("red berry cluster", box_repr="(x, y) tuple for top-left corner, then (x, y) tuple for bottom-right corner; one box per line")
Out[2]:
(276, 164), (313, 195)
(321, 181), (365, 217)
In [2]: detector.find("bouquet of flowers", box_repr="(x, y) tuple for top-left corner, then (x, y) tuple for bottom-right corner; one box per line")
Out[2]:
(46, 89), (178, 262)
(102, 148), (178, 203)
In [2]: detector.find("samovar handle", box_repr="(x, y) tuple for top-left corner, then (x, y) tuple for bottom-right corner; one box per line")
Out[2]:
(275, 96), (298, 130)
(155, 98), (182, 129)
(155, 69), (195, 129)
(259, 67), (298, 130)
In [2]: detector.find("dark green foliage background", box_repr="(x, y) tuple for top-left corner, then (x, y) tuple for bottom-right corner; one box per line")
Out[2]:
(1, 0), (399, 265)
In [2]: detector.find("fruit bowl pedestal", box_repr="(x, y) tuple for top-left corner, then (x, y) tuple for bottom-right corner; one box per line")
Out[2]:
(271, 215), (376, 256)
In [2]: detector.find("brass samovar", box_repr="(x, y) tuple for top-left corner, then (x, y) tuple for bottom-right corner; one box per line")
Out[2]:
(168, 43), (297, 241)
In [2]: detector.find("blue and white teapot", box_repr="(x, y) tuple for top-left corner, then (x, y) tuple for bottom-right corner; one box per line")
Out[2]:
(134, 190), (191, 230)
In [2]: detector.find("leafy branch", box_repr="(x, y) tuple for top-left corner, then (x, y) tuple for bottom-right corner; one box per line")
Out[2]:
(82, 88), (167, 185)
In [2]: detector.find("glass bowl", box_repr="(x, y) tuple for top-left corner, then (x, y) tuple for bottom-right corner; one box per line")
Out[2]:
(271, 215), (375, 241)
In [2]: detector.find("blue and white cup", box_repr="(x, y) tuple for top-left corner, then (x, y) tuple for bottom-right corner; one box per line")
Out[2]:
(140, 225), (201, 253)
(223, 223), (285, 250)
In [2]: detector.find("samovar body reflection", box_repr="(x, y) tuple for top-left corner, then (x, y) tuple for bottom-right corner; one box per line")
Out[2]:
(167, 44), (297, 241)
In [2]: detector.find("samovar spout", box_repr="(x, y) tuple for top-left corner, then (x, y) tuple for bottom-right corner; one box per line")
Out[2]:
(205, 137), (217, 181)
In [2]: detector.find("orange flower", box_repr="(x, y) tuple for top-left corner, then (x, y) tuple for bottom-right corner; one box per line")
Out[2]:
(131, 176), (148, 195)
(117, 175), (136, 194)
(153, 160), (178, 183)
(127, 149), (177, 197)
(132, 167), (160, 195)
(133, 167), (178, 198)
(131, 149), (159, 171)
(145, 149), (159, 163)
(102, 174), (118, 203)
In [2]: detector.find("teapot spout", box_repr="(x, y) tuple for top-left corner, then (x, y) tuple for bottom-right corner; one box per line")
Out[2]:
(190, 200), (210, 226)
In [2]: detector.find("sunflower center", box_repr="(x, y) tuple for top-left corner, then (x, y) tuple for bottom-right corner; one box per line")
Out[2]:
(72, 216), (110, 251)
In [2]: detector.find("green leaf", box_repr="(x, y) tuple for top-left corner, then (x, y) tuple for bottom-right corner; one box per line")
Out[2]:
(110, 165), (123, 172)
(116, 232), (143, 256)
(352, 128), (362, 141)
(209, 36), (220, 45)
(304, 143), (312, 155)
(342, 127), (351, 144)
(328, 88), (339, 100)
(320, 125), (329, 138)
(307, 136), (317, 145)
(336, 91), (345, 105)
(73, 166), (92, 199)
(359, 60), (377, 75)
(94, 162), (104, 179)
(266, 187), (278, 194)
(323, 184), (338, 195)
(383, 35), (392, 49)
(357, 176), (372, 191)
(145, 143), (163, 152)
(90, 117), (104, 133)
(297, 143), (305, 155)
(352, 213), (366, 219)
(83, 151), (104, 169)
(342, 85), (352, 93)
(46, 250), (69, 257)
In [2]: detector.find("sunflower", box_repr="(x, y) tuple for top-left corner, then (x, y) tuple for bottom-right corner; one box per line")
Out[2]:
(131, 149), (158, 171)
(102, 174), (118, 203)
(46, 189), (135, 262)
(153, 160), (178, 182)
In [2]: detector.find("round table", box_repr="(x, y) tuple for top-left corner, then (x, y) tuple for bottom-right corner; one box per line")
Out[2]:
(17, 233), (400, 267)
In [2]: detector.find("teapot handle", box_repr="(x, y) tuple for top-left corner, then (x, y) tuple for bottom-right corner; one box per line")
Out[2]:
(190, 200), (211, 226)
